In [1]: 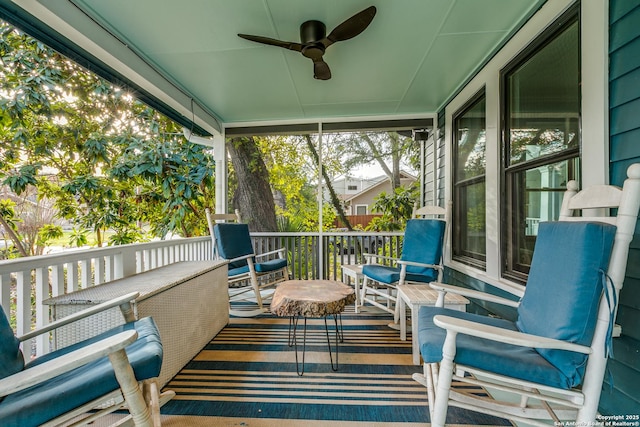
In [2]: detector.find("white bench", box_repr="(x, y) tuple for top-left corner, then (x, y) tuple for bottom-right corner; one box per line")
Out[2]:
(44, 260), (228, 387)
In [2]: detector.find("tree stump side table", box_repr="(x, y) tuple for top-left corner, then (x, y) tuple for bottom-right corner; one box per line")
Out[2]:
(270, 280), (356, 375)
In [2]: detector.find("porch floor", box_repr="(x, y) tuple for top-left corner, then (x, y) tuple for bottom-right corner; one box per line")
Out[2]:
(97, 305), (514, 426)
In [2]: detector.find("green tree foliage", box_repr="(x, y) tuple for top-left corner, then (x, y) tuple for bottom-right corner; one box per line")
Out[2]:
(366, 185), (418, 231)
(256, 135), (318, 230)
(0, 21), (215, 256)
(327, 131), (419, 189)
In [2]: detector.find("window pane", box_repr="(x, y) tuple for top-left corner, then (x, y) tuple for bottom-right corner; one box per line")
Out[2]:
(502, 7), (580, 282)
(453, 91), (486, 266)
(456, 97), (486, 181)
(507, 20), (579, 166)
(508, 158), (579, 274)
(455, 181), (486, 261)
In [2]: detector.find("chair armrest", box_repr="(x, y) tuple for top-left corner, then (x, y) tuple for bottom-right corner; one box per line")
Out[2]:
(433, 315), (592, 354)
(256, 248), (286, 260)
(0, 330), (138, 397)
(397, 259), (443, 270)
(364, 254), (399, 264)
(429, 282), (520, 308)
(226, 253), (256, 264)
(18, 292), (141, 342)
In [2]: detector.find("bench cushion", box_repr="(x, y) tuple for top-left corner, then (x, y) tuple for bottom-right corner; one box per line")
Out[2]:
(0, 317), (163, 427)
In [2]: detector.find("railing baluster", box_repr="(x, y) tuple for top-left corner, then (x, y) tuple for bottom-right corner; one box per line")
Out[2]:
(67, 261), (79, 293)
(81, 259), (91, 288)
(35, 267), (49, 356)
(0, 272), (11, 315)
(16, 269), (31, 338)
(105, 256), (113, 282)
(95, 256), (105, 285)
(51, 264), (64, 297)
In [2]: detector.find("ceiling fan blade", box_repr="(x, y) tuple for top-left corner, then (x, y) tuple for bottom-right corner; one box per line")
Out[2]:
(324, 6), (376, 46)
(313, 59), (331, 80)
(238, 34), (303, 52)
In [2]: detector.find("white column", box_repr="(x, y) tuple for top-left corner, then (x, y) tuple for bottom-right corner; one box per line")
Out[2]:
(317, 123), (324, 280)
(213, 132), (227, 215)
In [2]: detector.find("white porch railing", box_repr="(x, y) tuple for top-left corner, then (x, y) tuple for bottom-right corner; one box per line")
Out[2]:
(0, 231), (402, 357)
(0, 237), (213, 357)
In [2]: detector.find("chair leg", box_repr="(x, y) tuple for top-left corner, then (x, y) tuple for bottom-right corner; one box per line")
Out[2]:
(247, 259), (264, 309)
(108, 349), (153, 427)
(576, 350), (607, 423)
(360, 276), (369, 306)
(432, 332), (457, 427)
(251, 278), (264, 309)
(425, 363), (436, 420)
(142, 379), (161, 427)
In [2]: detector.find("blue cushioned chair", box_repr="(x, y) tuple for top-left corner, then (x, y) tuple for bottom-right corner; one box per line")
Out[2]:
(212, 222), (289, 317)
(360, 205), (447, 321)
(413, 164), (640, 427)
(0, 292), (174, 427)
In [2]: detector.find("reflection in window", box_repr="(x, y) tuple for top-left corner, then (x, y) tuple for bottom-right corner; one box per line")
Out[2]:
(508, 158), (579, 269)
(453, 90), (486, 267)
(502, 7), (580, 281)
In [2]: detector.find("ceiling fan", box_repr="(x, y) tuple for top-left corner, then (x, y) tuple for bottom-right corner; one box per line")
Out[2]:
(238, 6), (377, 80)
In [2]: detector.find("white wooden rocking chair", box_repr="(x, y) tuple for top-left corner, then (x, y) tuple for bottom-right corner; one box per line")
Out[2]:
(206, 208), (289, 317)
(413, 163), (640, 426)
(0, 292), (175, 426)
(360, 205), (447, 318)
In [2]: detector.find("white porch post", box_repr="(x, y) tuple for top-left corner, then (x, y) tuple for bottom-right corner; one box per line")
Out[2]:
(317, 122), (324, 280)
(213, 133), (227, 215)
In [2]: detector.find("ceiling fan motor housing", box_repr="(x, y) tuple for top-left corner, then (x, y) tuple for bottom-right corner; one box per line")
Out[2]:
(300, 20), (326, 43)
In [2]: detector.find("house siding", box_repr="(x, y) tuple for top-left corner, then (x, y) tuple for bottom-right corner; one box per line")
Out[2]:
(437, 0), (640, 416)
(422, 140), (435, 206)
(436, 109), (446, 206)
(603, 0), (640, 415)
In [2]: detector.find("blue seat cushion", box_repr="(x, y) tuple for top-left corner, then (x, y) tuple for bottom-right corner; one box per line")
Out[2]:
(418, 307), (577, 389)
(0, 317), (163, 427)
(362, 219), (444, 285)
(516, 221), (616, 387)
(228, 264), (250, 277)
(214, 223), (255, 269)
(255, 258), (287, 273)
(401, 219), (445, 276)
(362, 264), (438, 285)
(0, 307), (24, 381)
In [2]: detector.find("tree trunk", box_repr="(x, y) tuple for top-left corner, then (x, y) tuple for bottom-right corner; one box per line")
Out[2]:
(227, 137), (277, 232)
(0, 215), (28, 257)
(304, 135), (353, 231)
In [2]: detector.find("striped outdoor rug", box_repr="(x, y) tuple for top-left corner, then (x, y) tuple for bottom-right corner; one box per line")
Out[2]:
(160, 307), (513, 426)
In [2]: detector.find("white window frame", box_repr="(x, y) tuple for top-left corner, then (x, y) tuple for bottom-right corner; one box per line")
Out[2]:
(355, 204), (368, 215)
(443, 0), (608, 296)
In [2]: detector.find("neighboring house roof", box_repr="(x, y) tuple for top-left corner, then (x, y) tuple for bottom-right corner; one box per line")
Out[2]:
(343, 171), (416, 204)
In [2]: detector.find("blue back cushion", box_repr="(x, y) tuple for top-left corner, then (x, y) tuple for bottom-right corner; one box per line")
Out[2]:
(516, 221), (616, 386)
(401, 219), (446, 275)
(214, 223), (255, 269)
(0, 306), (24, 380)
